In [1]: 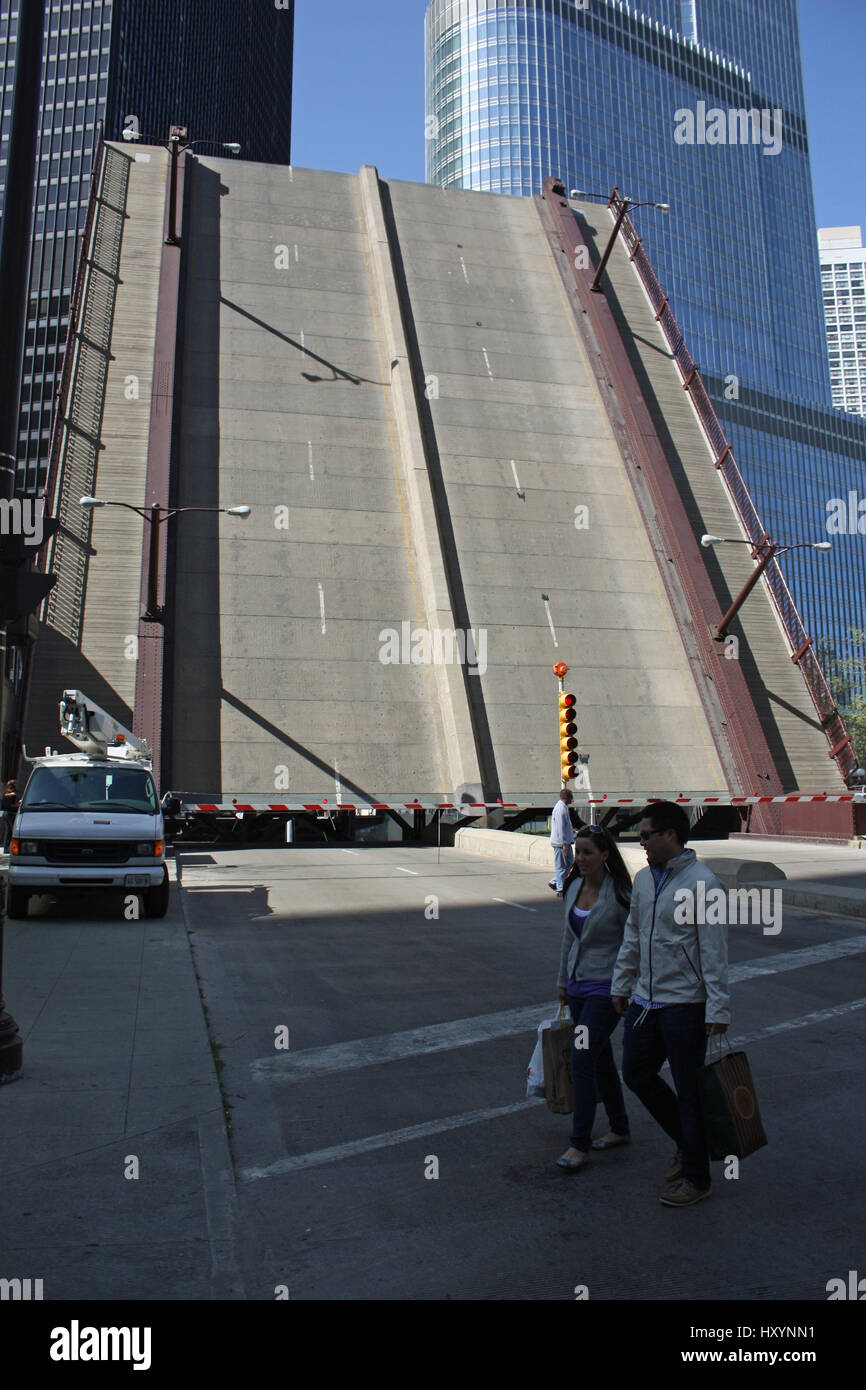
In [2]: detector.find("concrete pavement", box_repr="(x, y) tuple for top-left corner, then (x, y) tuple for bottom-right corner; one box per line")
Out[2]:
(1, 834), (865, 1300)
(0, 852), (242, 1300)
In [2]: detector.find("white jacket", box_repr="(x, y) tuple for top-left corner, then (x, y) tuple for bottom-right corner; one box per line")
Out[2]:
(610, 848), (730, 1024)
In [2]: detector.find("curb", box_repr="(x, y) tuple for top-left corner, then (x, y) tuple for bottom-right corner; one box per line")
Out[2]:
(175, 854), (247, 1298)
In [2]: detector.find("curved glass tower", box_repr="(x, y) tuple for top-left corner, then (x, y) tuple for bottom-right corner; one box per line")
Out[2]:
(425, 0), (866, 681)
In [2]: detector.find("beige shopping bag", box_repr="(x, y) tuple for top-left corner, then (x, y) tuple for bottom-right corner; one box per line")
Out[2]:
(541, 1006), (574, 1115)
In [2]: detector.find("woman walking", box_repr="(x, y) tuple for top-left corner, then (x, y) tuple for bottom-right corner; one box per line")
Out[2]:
(555, 825), (633, 1171)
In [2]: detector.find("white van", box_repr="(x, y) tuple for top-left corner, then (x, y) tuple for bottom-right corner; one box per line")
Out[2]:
(6, 755), (169, 919)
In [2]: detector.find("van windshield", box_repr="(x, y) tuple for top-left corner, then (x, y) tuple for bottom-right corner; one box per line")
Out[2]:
(21, 765), (159, 814)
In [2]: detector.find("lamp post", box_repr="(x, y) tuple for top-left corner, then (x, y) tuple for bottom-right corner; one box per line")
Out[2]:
(569, 189), (669, 292)
(80, 497), (251, 621)
(700, 533), (831, 641)
(121, 126), (241, 245)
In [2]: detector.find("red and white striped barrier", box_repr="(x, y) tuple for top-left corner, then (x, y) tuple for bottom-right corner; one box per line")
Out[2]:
(169, 792), (866, 813)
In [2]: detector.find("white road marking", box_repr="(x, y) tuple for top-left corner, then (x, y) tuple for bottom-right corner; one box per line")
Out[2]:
(318, 582), (326, 634)
(730, 935), (866, 979)
(482, 347), (493, 378)
(251, 1003), (564, 1083)
(300, 329), (305, 348)
(460, 256), (469, 284)
(288, 165), (294, 182)
(308, 440), (314, 480)
(543, 596), (558, 647)
(240, 995), (866, 1183)
(340, 848), (360, 855)
(492, 897), (537, 912)
(510, 460), (525, 498)
(294, 243), (299, 263)
(395, 866), (418, 876)
(239, 1100), (539, 1182)
(250, 933), (866, 1086)
(734, 997), (866, 1044)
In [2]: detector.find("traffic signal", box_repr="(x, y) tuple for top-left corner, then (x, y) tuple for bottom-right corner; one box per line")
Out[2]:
(559, 691), (578, 781)
(0, 504), (58, 624)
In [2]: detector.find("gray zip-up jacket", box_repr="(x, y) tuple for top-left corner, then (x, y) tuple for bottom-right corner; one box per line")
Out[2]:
(557, 873), (631, 990)
(610, 848), (730, 1024)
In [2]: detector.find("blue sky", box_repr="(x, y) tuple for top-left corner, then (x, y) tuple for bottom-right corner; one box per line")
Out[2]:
(292, 0), (866, 237)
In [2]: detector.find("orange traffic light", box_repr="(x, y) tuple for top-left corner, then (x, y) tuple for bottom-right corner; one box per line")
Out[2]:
(559, 692), (578, 781)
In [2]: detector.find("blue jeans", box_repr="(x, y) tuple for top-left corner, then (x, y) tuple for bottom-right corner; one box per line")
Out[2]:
(621, 1001), (710, 1187)
(552, 843), (573, 890)
(568, 994), (629, 1152)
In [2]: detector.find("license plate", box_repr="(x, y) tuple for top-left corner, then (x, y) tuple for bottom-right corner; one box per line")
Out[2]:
(125, 875), (150, 887)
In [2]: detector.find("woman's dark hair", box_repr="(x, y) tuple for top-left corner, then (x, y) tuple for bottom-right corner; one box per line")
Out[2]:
(562, 825), (632, 909)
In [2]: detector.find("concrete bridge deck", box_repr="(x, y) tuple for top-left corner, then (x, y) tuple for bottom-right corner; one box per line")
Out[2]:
(24, 151), (846, 820)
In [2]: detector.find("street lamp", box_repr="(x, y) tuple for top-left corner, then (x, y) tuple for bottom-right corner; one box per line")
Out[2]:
(569, 189), (669, 292)
(121, 126), (241, 245)
(80, 496), (251, 621)
(700, 534), (831, 641)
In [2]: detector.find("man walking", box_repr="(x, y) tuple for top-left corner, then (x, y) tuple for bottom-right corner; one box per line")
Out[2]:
(549, 788), (575, 895)
(611, 801), (729, 1206)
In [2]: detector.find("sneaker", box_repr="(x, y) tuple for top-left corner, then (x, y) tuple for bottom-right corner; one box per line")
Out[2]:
(659, 1179), (711, 1207)
(664, 1149), (683, 1182)
(548, 879), (557, 889)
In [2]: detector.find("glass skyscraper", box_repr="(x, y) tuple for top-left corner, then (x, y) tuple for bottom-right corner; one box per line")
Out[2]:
(425, 0), (866, 672)
(0, 0), (294, 494)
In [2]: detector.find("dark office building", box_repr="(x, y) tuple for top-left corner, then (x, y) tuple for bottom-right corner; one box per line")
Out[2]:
(0, 0), (294, 494)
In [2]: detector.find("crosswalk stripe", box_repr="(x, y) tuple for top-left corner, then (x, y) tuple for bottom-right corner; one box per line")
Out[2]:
(239, 997), (866, 1184)
(250, 934), (866, 1084)
(239, 1101), (540, 1182)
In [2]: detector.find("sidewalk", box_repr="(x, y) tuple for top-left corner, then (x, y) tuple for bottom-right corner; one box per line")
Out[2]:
(0, 854), (243, 1301)
(455, 828), (866, 919)
(696, 837), (866, 919)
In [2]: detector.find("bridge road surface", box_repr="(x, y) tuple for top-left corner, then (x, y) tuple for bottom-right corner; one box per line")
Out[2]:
(167, 161), (734, 805)
(175, 843), (866, 1301)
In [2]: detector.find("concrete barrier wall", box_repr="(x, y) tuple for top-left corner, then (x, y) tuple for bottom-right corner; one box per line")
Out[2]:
(454, 827), (791, 892)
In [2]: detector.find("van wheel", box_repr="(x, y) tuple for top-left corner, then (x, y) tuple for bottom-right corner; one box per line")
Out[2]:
(6, 887), (30, 919)
(143, 870), (170, 918)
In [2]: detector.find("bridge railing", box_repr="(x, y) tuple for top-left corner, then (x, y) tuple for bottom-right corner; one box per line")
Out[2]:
(41, 136), (131, 646)
(609, 188), (856, 782)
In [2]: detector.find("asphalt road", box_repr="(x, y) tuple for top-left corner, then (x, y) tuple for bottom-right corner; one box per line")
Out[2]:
(174, 843), (866, 1301)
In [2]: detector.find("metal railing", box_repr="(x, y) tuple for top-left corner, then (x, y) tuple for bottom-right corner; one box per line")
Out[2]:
(41, 122), (104, 509)
(42, 138), (131, 646)
(608, 189), (856, 782)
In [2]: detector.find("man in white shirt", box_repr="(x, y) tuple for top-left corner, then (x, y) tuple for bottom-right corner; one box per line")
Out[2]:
(549, 788), (575, 895)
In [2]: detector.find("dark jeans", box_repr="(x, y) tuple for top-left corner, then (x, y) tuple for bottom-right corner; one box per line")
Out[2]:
(568, 994), (629, 1152)
(621, 1001), (710, 1187)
